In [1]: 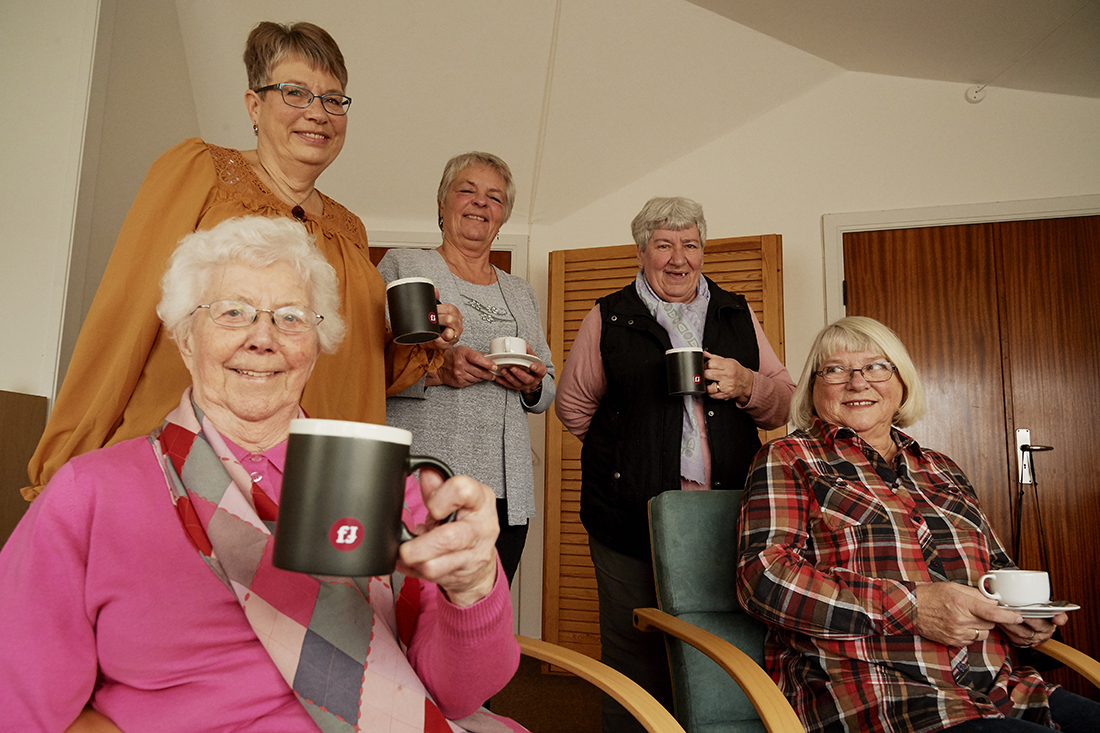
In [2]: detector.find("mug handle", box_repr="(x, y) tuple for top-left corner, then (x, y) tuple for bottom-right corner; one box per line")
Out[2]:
(399, 456), (457, 542)
(978, 573), (1001, 602)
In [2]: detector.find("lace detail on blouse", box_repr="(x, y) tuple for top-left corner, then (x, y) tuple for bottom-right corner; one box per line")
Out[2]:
(205, 143), (365, 247)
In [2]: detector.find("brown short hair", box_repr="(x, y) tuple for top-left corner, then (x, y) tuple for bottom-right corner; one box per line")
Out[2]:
(244, 21), (348, 91)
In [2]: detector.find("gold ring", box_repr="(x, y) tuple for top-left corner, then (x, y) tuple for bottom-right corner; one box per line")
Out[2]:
(973, 629), (980, 642)
(1028, 629), (1036, 640)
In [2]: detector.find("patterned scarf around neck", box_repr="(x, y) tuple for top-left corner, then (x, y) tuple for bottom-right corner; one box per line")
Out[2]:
(634, 271), (711, 484)
(149, 389), (526, 733)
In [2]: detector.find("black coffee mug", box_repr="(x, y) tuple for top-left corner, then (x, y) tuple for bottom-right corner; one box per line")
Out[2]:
(666, 347), (705, 395)
(386, 276), (440, 345)
(274, 418), (453, 577)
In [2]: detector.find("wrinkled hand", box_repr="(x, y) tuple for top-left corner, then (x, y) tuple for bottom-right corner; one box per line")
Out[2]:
(703, 351), (754, 402)
(999, 612), (1068, 647)
(397, 468), (499, 607)
(914, 582), (1024, 647)
(426, 297), (463, 351)
(494, 345), (547, 397)
(428, 345), (498, 388)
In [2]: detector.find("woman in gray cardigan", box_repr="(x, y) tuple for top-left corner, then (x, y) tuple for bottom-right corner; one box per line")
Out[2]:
(378, 152), (555, 584)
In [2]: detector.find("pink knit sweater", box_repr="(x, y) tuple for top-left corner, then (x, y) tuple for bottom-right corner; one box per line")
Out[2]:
(0, 436), (518, 731)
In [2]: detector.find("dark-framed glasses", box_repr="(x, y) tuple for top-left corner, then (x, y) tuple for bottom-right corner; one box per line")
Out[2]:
(193, 300), (323, 334)
(814, 361), (897, 385)
(255, 83), (351, 116)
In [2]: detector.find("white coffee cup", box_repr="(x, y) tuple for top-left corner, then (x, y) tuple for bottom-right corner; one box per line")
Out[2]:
(978, 568), (1050, 607)
(491, 336), (527, 355)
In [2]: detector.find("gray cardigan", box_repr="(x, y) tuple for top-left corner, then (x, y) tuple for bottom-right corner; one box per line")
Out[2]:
(378, 248), (555, 525)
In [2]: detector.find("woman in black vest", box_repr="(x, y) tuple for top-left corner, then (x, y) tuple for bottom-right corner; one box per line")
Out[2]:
(555, 196), (795, 733)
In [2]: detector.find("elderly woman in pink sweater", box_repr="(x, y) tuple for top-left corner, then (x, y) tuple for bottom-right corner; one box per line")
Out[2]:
(0, 216), (523, 733)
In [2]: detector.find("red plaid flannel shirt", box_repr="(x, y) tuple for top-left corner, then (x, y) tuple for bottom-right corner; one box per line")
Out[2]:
(736, 418), (1057, 733)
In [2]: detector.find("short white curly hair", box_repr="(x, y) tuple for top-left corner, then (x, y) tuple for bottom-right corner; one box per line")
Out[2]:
(157, 216), (346, 353)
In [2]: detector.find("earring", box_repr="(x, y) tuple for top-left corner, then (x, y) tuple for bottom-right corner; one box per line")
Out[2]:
(253, 123), (258, 134)
(438, 213), (444, 231)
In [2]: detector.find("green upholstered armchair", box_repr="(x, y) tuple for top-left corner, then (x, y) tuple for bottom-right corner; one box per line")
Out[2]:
(634, 489), (1100, 733)
(632, 489), (803, 733)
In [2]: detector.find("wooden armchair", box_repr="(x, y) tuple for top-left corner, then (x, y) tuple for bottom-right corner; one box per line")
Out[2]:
(68, 637), (686, 733)
(518, 635), (686, 733)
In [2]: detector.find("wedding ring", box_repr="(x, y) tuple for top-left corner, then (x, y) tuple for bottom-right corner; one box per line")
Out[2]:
(973, 629), (980, 642)
(1028, 629), (1036, 640)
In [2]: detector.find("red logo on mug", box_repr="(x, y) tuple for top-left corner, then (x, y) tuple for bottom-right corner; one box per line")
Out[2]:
(329, 518), (365, 552)
(428, 312), (438, 324)
(693, 374), (702, 384)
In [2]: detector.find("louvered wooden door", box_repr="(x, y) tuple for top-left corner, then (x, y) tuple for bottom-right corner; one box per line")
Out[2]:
(542, 236), (786, 659)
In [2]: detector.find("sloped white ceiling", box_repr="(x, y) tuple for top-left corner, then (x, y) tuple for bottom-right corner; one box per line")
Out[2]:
(175, 0), (839, 227)
(173, 0), (1097, 228)
(687, 0), (1100, 98)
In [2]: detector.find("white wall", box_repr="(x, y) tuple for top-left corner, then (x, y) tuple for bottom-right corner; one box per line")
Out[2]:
(0, 0), (100, 395)
(0, 0), (199, 396)
(527, 73), (1100, 379)
(59, 0), (200, 382)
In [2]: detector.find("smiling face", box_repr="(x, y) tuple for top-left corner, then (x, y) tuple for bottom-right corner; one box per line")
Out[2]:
(246, 56), (347, 175)
(178, 260), (321, 448)
(637, 226), (704, 303)
(812, 349), (903, 448)
(439, 165), (507, 251)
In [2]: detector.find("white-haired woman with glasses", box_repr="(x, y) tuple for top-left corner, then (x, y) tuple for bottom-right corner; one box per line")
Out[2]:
(555, 196), (794, 733)
(23, 20), (461, 502)
(0, 217), (523, 733)
(736, 316), (1098, 733)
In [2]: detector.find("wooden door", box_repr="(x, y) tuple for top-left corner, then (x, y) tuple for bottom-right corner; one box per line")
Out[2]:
(845, 215), (1100, 697)
(543, 236), (786, 661)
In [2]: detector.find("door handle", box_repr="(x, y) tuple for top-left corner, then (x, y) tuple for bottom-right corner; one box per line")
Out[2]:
(1015, 428), (1054, 484)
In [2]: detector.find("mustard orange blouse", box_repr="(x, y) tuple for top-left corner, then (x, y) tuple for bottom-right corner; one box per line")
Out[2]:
(24, 138), (439, 499)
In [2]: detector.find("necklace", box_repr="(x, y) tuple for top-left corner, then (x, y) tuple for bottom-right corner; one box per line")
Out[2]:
(256, 157), (314, 222)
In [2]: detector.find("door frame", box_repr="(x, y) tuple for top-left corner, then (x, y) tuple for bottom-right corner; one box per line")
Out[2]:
(822, 194), (1100, 322)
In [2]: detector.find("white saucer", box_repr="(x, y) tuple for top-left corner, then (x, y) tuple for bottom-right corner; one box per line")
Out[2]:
(1002, 601), (1080, 618)
(487, 352), (544, 370)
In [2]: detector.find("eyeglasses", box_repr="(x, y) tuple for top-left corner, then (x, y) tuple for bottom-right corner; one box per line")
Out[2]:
(193, 300), (323, 334)
(255, 83), (351, 116)
(814, 361), (897, 384)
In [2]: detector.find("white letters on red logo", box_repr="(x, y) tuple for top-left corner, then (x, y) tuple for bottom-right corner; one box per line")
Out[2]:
(329, 517), (365, 552)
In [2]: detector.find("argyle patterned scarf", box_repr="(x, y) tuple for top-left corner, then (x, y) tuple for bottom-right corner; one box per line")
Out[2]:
(149, 389), (527, 732)
(634, 271), (711, 484)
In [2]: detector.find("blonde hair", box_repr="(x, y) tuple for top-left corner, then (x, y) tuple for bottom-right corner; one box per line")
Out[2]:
(790, 316), (926, 430)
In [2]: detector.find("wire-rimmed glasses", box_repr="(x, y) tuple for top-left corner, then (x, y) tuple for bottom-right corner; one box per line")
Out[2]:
(814, 361), (897, 384)
(255, 83), (351, 115)
(193, 300), (323, 334)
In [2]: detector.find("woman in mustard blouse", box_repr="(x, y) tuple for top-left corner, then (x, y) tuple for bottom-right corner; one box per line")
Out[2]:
(24, 21), (460, 499)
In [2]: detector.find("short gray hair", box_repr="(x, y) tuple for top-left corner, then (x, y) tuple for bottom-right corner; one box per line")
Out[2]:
(437, 151), (516, 226)
(790, 316), (926, 430)
(157, 216), (346, 353)
(631, 196), (707, 251)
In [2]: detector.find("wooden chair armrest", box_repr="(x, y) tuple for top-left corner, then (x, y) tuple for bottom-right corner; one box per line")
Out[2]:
(1034, 639), (1100, 690)
(516, 634), (686, 733)
(633, 607), (804, 733)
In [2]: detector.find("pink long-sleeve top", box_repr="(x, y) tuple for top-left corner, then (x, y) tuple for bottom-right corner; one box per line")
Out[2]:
(0, 434), (518, 732)
(555, 304), (795, 490)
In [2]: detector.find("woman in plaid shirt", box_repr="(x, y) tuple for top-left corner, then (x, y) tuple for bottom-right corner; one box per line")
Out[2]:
(736, 316), (1098, 733)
